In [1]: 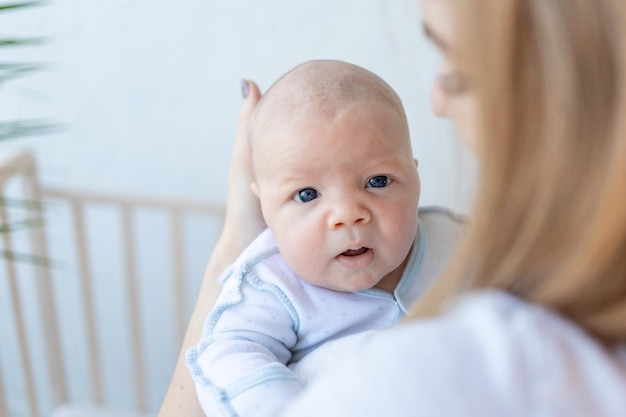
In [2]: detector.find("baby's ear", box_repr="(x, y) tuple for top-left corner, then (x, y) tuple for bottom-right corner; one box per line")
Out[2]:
(250, 182), (260, 199)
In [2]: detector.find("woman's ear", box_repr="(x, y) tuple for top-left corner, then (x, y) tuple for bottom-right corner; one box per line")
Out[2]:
(414, 158), (419, 169)
(250, 182), (260, 199)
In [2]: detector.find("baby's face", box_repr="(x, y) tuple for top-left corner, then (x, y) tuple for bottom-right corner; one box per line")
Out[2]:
(252, 100), (420, 292)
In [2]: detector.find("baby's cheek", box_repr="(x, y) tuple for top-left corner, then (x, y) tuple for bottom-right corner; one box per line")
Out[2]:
(282, 243), (323, 283)
(387, 211), (418, 255)
(387, 205), (417, 233)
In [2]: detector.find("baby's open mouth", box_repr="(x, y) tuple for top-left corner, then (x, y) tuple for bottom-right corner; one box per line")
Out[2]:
(336, 247), (374, 270)
(341, 247), (369, 256)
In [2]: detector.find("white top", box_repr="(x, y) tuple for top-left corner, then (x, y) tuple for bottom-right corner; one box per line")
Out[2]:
(186, 207), (464, 417)
(280, 290), (626, 417)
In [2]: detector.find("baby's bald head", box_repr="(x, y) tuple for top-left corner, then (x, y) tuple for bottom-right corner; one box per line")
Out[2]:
(248, 60), (410, 175)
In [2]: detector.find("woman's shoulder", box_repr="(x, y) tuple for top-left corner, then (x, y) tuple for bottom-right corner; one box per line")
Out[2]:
(392, 290), (626, 415)
(281, 290), (626, 417)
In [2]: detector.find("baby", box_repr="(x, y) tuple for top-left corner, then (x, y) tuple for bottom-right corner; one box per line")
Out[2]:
(186, 60), (463, 417)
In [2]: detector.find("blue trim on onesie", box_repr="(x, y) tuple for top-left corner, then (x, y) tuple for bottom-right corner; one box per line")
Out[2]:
(186, 347), (239, 417)
(203, 245), (300, 336)
(394, 218), (426, 313)
(225, 363), (301, 398)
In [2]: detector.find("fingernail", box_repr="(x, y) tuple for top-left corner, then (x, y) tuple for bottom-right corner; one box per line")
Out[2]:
(241, 79), (250, 98)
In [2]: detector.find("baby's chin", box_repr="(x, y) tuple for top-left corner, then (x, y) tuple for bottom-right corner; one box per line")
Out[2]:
(302, 275), (381, 293)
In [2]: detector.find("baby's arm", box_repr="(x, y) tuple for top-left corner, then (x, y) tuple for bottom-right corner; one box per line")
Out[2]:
(186, 268), (303, 417)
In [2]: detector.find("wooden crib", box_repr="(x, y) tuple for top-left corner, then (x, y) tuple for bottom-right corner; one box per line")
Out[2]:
(0, 151), (225, 417)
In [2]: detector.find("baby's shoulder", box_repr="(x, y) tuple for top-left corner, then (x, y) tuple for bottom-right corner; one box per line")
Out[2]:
(223, 228), (302, 290)
(418, 206), (467, 231)
(416, 206), (466, 255)
(234, 228), (278, 263)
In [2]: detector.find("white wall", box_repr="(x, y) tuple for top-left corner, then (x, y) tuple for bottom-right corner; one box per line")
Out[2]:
(1, 0), (477, 414)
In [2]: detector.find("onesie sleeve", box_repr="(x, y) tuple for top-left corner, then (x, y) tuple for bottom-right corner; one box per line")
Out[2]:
(186, 265), (303, 417)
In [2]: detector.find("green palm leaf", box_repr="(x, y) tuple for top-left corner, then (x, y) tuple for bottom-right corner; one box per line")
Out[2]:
(0, 37), (45, 47)
(0, 2), (44, 11)
(0, 217), (44, 234)
(1, 250), (53, 267)
(0, 120), (61, 141)
(1, 0), (56, 266)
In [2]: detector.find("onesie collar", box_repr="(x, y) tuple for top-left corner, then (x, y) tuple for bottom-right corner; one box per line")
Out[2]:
(393, 219), (425, 313)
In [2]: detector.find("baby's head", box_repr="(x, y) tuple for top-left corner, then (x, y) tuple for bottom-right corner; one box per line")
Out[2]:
(250, 60), (420, 293)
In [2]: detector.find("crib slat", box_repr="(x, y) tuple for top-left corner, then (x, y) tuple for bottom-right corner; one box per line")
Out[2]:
(121, 206), (146, 411)
(170, 210), (186, 344)
(21, 154), (67, 407)
(1, 202), (39, 417)
(71, 198), (103, 404)
(0, 359), (9, 417)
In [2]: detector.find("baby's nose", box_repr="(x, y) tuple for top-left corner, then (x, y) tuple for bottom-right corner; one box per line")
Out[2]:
(327, 200), (371, 229)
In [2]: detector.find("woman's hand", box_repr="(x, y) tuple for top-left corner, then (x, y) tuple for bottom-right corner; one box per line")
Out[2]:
(223, 79), (266, 250)
(158, 80), (263, 417)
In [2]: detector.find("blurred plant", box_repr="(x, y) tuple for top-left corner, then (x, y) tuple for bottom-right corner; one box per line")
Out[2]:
(1, 1), (57, 140)
(1, 1), (56, 266)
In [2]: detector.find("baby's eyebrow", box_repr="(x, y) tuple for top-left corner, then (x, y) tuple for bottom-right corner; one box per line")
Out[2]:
(275, 174), (313, 189)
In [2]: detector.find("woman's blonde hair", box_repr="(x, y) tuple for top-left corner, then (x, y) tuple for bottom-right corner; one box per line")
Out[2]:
(411, 0), (626, 345)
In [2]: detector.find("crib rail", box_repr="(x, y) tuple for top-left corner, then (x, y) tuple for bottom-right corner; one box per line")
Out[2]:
(0, 151), (63, 417)
(0, 151), (225, 417)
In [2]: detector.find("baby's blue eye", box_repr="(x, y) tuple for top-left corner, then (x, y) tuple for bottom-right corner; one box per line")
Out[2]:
(367, 175), (391, 188)
(295, 188), (319, 203)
